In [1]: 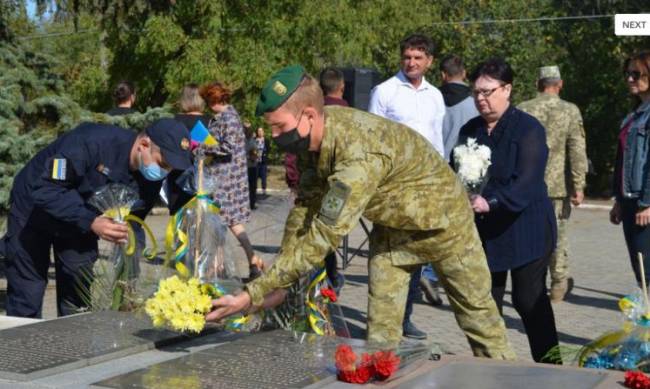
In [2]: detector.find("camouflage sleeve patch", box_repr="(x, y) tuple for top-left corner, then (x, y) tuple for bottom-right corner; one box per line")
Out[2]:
(318, 180), (351, 225)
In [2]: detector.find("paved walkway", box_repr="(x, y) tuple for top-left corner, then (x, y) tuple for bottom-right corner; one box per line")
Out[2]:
(0, 193), (634, 363)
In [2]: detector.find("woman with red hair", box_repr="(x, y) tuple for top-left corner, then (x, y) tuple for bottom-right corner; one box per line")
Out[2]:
(200, 82), (264, 280)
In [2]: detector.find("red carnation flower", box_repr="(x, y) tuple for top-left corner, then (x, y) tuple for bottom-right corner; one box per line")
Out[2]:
(338, 368), (372, 384)
(335, 349), (374, 384)
(335, 344), (357, 372)
(337, 370), (356, 383)
(321, 288), (337, 302)
(625, 371), (650, 389)
(373, 350), (401, 380)
(353, 363), (373, 383)
(352, 353), (374, 383)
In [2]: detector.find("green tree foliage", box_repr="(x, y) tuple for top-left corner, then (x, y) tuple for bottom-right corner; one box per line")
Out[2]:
(0, 42), (78, 210)
(3, 0), (650, 208)
(0, 40), (174, 213)
(547, 0), (647, 191)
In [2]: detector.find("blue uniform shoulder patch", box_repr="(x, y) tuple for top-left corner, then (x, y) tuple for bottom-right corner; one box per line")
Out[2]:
(51, 158), (67, 181)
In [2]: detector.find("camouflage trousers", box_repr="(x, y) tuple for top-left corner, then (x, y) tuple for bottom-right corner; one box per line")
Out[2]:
(367, 224), (515, 360)
(550, 198), (572, 283)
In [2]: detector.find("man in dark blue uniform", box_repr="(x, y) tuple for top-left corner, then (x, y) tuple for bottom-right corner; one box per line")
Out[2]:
(2, 118), (192, 318)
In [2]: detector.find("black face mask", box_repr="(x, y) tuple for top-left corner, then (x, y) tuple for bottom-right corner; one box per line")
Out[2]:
(273, 113), (311, 154)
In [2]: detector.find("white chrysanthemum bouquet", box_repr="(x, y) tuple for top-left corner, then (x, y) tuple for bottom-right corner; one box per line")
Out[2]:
(453, 138), (492, 194)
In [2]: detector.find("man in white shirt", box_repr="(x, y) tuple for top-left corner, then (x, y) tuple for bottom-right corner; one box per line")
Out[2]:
(368, 33), (445, 340)
(369, 34), (446, 156)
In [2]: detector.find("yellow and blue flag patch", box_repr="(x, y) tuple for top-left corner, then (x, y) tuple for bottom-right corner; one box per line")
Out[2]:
(51, 158), (67, 181)
(190, 121), (218, 146)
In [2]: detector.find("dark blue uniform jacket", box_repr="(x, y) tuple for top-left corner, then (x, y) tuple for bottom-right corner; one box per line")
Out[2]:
(9, 123), (161, 236)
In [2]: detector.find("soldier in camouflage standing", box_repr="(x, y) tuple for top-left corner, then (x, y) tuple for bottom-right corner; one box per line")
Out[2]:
(518, 65), (588, 302)
(207, 65), (515, 359)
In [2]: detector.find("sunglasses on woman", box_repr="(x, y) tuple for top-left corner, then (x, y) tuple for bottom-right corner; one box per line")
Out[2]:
(624, 70), (647, 81)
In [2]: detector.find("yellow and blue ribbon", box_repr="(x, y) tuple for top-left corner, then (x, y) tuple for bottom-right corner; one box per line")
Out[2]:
(201, 282), (250, 331)
(579, 293), (650, 366)
(305, 267), (330, 336)
(165, 193), (220, 270)
(102, 208), (157, 259)
(165, 193), (250, 332)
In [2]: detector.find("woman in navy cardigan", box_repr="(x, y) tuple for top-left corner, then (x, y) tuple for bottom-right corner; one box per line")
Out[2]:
(456, 58), (559, 363)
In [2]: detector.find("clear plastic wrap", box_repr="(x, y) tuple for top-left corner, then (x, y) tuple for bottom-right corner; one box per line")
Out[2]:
(160, 155), (251, 332)
(578, 287), (650, 371)
(85, 183), (159, 311)
(332, 338), (433, 384)
(166, 157), (239, 291)
(265, 267), (349, 337)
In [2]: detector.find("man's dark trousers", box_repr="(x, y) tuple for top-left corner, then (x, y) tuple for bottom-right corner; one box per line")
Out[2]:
(4, 210), (97, 318)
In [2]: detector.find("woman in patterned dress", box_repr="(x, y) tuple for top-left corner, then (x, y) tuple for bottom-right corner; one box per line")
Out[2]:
(200, 82), (264, 279)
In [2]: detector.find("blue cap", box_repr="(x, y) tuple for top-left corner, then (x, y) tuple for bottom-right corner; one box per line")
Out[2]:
(145, 119), (192, 171)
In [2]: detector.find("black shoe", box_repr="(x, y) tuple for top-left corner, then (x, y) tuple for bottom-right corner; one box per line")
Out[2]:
(566, 276), (574, 297)
(402, 321), (427, 340)
(420, 278), (443, 306)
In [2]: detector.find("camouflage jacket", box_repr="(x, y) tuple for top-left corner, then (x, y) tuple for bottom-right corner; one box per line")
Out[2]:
(246, 106), (470, 306)
(518, 93), (587, 198)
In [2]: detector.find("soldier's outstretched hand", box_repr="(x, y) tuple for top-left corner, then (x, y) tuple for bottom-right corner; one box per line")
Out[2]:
(91, 216), (129, 243)
(206, 292), (252, 322)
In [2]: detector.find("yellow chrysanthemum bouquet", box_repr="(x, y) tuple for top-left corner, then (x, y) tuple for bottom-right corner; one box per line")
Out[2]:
(146, 151), (252, 333)
(144, 275), (212, 333)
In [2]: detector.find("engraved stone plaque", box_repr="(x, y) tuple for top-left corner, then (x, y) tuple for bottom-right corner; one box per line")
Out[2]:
(0, 311), (190, 381)
(93, 330), (354, 389)
(400, 361), (608, 389)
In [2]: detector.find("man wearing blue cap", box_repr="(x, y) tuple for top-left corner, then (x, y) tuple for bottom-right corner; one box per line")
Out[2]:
(207, 65), (514, 358)
(2, 119), (192, 318)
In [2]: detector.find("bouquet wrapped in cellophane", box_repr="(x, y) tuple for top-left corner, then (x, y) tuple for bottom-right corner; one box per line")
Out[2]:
(265, 266), (349, 337)
(164, 166), (232, 288)
(147, 153), (252, 333)
(453, 137), (492, 195)
(81, 183), (160, 311)
(333, 339), (434, 384)
(578, 288), (650, 371)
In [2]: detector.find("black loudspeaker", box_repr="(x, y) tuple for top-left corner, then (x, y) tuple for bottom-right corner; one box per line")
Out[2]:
(341, 68), (382, 111)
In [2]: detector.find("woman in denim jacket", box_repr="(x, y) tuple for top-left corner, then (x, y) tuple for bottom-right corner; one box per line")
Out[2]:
(611, 51), (650, 286)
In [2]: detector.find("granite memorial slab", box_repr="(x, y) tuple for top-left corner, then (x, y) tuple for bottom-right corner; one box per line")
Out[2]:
(0, 311), (193, 381)
(92, 330), (372, 389)
(398, 360), (609, 389)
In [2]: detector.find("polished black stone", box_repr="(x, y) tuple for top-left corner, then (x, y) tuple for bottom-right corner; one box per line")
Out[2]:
(0, 311), (187, 381)
(93, 330), (355, 389)
(400, 361), (608, 389)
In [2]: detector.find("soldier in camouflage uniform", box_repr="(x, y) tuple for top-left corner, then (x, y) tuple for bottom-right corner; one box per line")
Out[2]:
(518, 65), (588, 302)
(207, 65), (515, 359)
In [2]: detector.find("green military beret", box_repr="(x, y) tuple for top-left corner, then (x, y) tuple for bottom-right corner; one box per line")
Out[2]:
(256, 65), (306, 116)
(538, 65), (561, 81)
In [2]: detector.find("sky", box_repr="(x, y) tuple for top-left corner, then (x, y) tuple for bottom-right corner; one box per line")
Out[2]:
(26, 0), (36, 19)
(25, 0), (53, 21)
